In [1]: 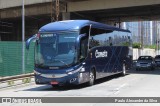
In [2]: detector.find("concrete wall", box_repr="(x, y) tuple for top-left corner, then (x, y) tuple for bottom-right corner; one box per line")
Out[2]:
(1, 0), (160, 11)
(133, 48), (156, 60)
(0, 0), (66, 19)
(68, 0), (160, 12)
(0, 3), (52, 19)
(1, 0), (160, 20)
(0, 0), (51, 9)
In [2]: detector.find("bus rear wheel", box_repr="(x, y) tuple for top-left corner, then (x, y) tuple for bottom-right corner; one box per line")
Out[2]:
(88, 70), (95, 86)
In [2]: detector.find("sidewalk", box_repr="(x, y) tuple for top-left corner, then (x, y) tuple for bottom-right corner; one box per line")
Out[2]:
(0, 73), (34, 89)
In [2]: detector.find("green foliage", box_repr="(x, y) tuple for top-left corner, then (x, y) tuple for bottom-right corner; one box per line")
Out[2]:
(8, 80), (14, 86)
(132, 42), (156, 49)
(133, 43), (141, 48)
(144, 45), (156, 49)
(22, 78), (31, 83)
(122, 42), (130, 46)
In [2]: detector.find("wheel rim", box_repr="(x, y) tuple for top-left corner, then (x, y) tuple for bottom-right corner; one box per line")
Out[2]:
(123, 64), (126, 75)
(89, 72), (94, 85)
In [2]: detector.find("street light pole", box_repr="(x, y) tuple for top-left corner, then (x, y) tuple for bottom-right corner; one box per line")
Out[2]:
(22, 0), (25, 74)
(158, 28), (160, 55)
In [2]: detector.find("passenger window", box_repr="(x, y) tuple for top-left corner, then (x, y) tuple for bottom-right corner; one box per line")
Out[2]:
(89, 28), (113, 48)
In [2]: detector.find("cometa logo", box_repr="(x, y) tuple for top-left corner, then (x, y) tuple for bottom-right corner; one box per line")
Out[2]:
(95, 50), (108, 58)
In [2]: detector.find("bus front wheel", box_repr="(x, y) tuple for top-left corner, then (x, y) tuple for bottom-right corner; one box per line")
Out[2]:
(88, 70), (95, 86)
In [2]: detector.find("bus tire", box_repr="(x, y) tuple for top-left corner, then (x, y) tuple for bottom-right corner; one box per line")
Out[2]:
(122, 64), (126, 76)
(88, 70), (95, 86)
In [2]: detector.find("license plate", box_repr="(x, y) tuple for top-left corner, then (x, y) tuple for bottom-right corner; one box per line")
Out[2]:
(51, 81), (58, 85)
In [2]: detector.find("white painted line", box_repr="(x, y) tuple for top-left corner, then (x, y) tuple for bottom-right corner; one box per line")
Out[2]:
(113, 83), (127, 95)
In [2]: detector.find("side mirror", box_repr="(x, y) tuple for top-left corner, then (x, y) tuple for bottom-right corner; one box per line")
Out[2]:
(76, 34), (88, 62)
(77, 34), (87, 42)
(26, 34), (37, 50)
(76, 33), (87, 47)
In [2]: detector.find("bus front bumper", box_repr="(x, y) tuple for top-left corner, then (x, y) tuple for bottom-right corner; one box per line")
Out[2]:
(34, 72), (88, 86)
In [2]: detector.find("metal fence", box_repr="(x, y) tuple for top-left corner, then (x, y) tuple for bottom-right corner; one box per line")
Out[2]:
(0, 41), (34, 77)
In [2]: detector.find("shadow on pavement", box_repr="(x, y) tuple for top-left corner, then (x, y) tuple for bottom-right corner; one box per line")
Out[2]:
(23, 69), (160, 92)
(128, 68), (160, 75)
(23, 73), (127, 91)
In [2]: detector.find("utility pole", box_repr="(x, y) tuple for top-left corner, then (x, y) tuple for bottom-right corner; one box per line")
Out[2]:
(141, 22), (144, 49)
(22, 0), (25, 74)
(138, 21), (141, 44)
(157, 22), (160, 55)
(150, 21), (153, 45)
(56, 0), (59, 21)
(51, 0), (60, 22)
(146, 21), (148, 45)
(51, 0), (54, 22)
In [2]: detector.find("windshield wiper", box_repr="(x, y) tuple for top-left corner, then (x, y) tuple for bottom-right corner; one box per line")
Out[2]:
(36, 63), (47, 68)
(54, 59), (69, 67)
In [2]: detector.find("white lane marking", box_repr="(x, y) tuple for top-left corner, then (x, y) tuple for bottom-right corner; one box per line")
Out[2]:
(113, 83), (127, 95)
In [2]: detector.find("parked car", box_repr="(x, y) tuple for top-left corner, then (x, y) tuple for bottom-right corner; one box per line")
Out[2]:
(155, 55), (160, 67)
(136, 56), (155, 71)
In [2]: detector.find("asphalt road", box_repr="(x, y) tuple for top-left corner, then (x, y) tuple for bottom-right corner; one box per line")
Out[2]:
(1, 69), (160, 106)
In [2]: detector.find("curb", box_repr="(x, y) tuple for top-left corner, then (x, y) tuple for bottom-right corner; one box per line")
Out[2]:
(0, 73), (35, 89)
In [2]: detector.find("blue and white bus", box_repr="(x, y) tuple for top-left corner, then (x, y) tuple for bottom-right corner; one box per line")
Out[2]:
(26, 20), (132, 86)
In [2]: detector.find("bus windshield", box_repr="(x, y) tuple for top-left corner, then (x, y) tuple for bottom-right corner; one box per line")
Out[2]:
(35, 31), (78, 69)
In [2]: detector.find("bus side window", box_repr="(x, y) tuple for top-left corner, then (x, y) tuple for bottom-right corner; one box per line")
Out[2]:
(89, 28), (107, 48)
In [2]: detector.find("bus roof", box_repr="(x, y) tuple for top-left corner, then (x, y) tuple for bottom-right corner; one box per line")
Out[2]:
(39, 20), (130, 33)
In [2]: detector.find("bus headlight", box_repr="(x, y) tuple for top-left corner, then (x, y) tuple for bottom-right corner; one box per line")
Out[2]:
(80, 67), (85, 72)
(67, 69), (79, 75)
(67, 67), (85, 75)
(34, 70), (41, 75)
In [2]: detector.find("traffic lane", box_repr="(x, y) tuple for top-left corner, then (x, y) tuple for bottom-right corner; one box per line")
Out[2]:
(115, 69), (160, 97)
(1, 69), (160, 106)
(0, 74), (127, 97)
(0, 69), (160, 97)
(23, 74), (125, 90)
(25, 70), (160, 96)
